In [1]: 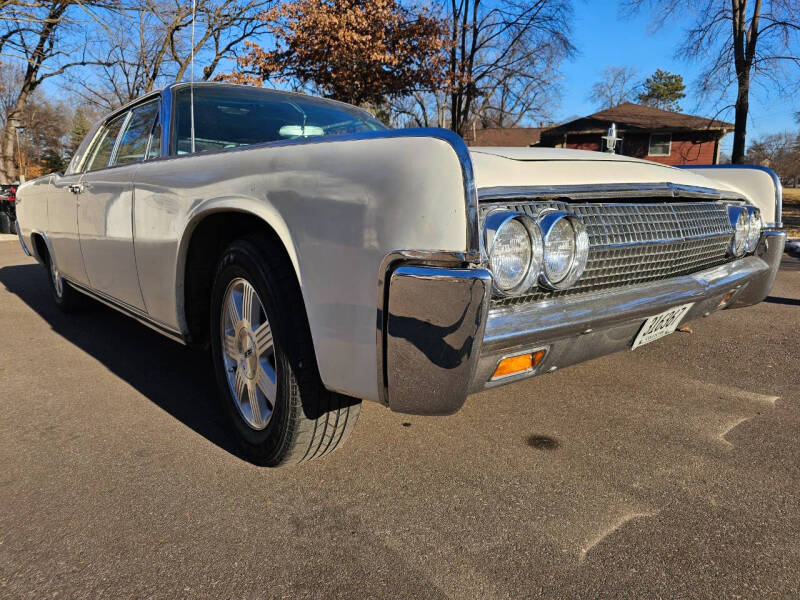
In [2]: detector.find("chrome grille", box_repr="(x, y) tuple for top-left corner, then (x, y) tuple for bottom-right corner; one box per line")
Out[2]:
(483, 201), (735, 306)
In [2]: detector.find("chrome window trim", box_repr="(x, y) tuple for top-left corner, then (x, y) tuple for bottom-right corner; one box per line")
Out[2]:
(112, 98), (161, 167)
(107, 110), (134, 167)
(77, 91), (166, 175)
(69, 122), (103, 175)
(159, 86), (172, 158)
(81, 110), (130, 174)
(679, 164), (783, 228)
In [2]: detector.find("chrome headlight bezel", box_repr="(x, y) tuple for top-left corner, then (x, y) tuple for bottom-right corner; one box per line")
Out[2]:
(727, 205), (750, 257)
(537, 211), (590, 290)
(483, 211), (543, 296)
(745, 205), (762, 253)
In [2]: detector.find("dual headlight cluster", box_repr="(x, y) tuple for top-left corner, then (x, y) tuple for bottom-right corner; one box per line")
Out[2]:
(727, 205), (762, 258)
(484, 210), (590, 295)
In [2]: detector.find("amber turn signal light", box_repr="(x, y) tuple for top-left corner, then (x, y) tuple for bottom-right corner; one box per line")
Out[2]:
(717, 290), (737, 309)
(492, 349), (546, 380)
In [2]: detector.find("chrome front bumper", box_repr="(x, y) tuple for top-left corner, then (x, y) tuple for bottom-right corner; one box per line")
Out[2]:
(382, 230), (785, 415)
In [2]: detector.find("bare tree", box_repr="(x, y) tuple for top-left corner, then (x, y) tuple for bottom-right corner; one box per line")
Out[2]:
(69, 0), (274, 111)
(747, 130), (800, 184)
(589, 65), (639, 109)
(1, 62), (72, 177)
(445, 0), (574, 137)
(629, 0), (800, 163)
(475, 35), (564, 128)
(0, 1), (118, 182)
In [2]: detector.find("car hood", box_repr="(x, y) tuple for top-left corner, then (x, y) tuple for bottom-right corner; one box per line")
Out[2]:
(468, 146), (737, 194)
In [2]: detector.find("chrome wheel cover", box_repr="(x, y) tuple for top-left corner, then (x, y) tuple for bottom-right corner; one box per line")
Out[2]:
(50, 260), (63, 298)
(220, 278), (278, 430)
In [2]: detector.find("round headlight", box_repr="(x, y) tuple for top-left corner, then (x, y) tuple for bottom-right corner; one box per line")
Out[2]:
(538, 211), (589, 289)
(484, 212), (542, 294)
(745, 206), (761, 252)
(728, 206), (749, 257)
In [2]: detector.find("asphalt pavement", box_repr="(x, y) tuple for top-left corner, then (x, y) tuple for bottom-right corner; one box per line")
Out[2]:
(1, 240), (798, 599)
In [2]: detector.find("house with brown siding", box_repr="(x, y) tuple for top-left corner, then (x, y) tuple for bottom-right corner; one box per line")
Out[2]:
(466, 127), (545, 147)
(537, 103), (733, 165)
(467, 104), (733, 166)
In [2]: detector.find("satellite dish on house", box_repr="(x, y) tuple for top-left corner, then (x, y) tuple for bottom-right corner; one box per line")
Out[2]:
(601, 122), (620, 154)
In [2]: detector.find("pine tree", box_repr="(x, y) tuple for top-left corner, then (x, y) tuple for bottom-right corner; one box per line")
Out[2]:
(637, 70), (686, 112)
(66, 107), (92, 159)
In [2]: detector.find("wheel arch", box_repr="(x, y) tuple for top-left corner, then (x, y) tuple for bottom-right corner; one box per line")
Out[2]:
(29, 230), (53, 266)
(177, 200), (302, 346)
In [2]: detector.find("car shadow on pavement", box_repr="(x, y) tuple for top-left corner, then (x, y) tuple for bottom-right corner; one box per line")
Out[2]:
(0, 263), (247, 461)
(765, 296), (800, 306)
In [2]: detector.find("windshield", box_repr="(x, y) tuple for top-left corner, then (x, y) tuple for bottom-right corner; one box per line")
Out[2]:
(172, 85), (387, 155)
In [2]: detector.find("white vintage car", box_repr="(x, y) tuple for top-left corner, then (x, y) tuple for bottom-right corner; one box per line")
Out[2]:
(15, 83), (786, 465)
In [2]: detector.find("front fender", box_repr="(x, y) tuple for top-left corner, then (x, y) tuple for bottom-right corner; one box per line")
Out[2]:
(178, 195), (301, 286)
(681, 165), (783, 228)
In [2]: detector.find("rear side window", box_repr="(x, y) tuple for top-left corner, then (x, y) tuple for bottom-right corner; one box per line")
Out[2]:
(84, 113), (127, 172)
(113, 101), (160, 166)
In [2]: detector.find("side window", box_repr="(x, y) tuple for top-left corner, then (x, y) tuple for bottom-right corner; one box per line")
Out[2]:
(113, 101), (160, 166)
(84, 113), (127, 172)
(66, 123), (100, 175)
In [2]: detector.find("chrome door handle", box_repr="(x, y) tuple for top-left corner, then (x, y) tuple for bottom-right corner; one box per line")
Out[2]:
(68, 183), (83, 194)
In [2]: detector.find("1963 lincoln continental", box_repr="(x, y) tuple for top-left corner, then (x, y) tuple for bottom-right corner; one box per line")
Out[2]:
(15, 83), (785, 465)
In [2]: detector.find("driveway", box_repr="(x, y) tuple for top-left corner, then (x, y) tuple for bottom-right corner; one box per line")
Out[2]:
(1, 240), (798, 599)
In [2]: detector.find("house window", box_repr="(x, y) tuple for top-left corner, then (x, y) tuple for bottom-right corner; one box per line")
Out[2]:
(648, 133), (672, 156)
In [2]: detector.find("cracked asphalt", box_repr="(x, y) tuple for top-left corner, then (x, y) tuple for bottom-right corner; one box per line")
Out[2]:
(1, 240), (799, 599)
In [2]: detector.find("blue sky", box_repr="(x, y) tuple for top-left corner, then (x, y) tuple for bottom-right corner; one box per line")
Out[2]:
(559, 1), (798, 155)
(48, 0), (796, 154)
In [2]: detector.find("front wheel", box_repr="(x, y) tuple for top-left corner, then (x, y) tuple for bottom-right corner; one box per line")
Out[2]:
(210, 235), (360, 466)
(0, 213), (9, 234)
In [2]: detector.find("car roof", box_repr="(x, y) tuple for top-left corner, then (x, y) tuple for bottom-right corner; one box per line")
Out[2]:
(100, 82), (373, 126)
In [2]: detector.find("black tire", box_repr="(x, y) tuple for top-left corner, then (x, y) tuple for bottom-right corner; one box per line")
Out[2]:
(210, 234), (361, 466)
(42, 248), (90, 312)
(0, 213), (9, 234)
(8, 219), (16, 234)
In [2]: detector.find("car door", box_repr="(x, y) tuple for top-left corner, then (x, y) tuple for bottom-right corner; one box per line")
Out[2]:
(78, 100), (159, 311)
(49, 168), (97, 285)
(45, 122), (106, 285)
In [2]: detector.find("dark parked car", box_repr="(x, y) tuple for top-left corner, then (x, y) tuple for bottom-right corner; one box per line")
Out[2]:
(0, 184), (17, 234)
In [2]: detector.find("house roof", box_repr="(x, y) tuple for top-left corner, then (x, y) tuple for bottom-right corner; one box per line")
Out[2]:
(467, 127), (544, 147)
(542, 103), (734, 135)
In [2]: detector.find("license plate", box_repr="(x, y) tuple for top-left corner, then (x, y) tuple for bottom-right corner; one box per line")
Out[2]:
(631, 303), (694, 349)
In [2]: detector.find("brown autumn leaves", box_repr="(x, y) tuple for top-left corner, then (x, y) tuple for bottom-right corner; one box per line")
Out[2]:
(219, 0), (449, 108)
